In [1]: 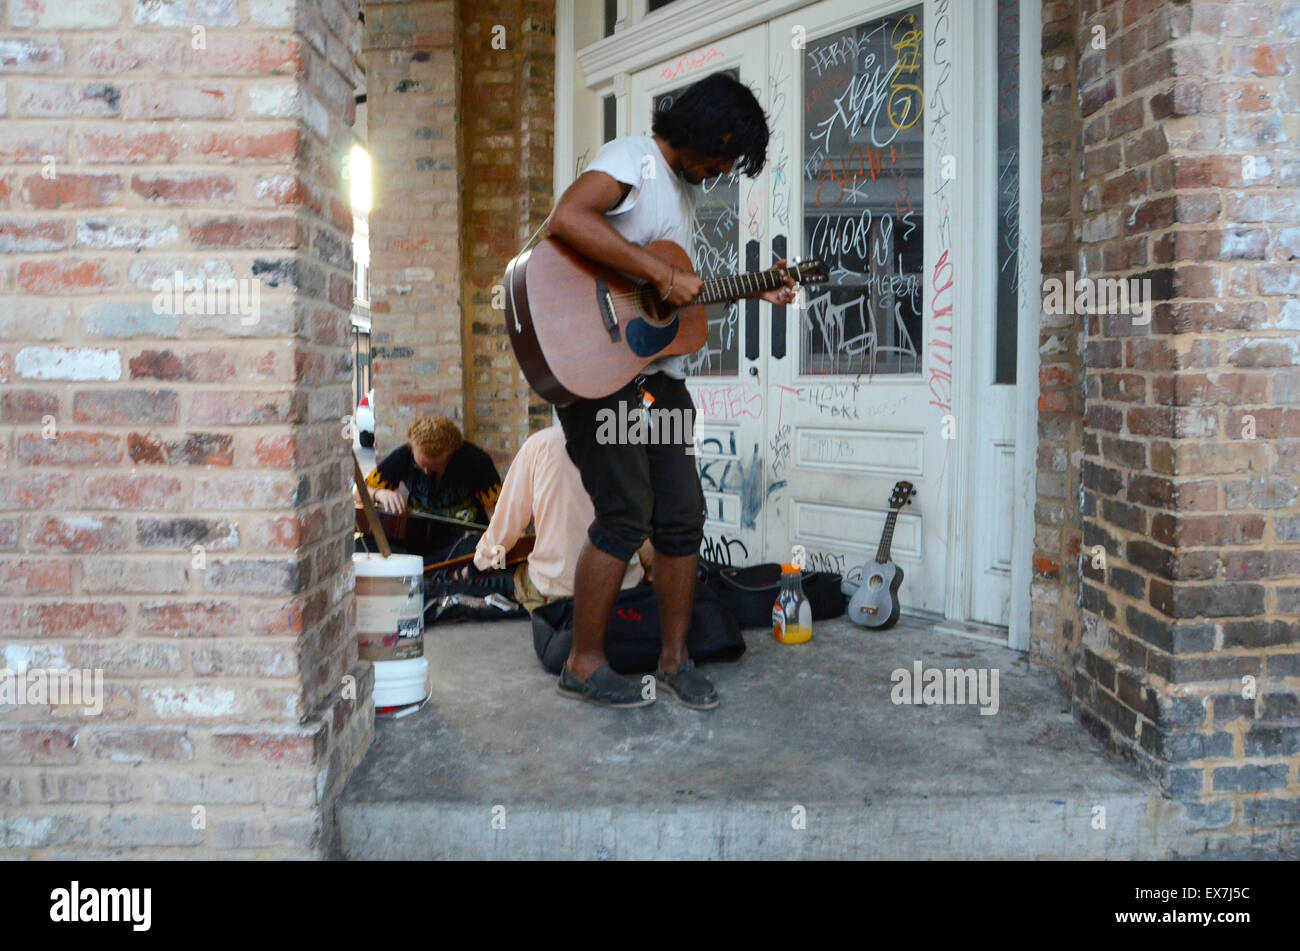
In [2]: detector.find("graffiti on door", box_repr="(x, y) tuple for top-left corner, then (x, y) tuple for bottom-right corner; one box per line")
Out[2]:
(696, 434), (785, 531)
(799, 5), (926, 378)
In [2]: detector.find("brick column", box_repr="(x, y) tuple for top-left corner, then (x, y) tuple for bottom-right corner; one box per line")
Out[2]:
(1067, 0), (1300, 852)
(361, 0), (553, 466)
(1032, 0), (1089, 674)
(362, 0), (463, 452)
(458, 1), (554, 464)
(0, 0), (371, 857)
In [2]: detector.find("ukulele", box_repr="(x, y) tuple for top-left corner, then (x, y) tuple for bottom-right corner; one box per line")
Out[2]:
(503, 236), (827, 405)
(847, 480), (915, 630)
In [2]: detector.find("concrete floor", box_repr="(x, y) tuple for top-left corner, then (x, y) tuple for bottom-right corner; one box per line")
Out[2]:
(337, 613), (1219, 859)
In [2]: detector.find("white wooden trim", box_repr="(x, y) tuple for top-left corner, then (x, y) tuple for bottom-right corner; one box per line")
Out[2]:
(578, 0), (812, 87)
(1008, 0), (1043, 651)
(554, 0), (576, 198)
(942, 0), (980, 623)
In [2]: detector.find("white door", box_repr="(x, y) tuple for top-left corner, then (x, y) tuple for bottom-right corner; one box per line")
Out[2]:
(957, 0), (1027, 628)
(629, 28), (771, 570)
(764, 0), (946, 615)
(621, 1), (1022, 626)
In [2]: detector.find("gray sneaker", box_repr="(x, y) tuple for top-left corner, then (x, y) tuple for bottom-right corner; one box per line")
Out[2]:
(655, 658), (719, 710)
(557, 663), (654, 708)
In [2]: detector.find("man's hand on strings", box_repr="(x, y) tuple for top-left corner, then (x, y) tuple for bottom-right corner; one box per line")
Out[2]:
(654, 261), (703, 307)
(756, 258), (798, 306)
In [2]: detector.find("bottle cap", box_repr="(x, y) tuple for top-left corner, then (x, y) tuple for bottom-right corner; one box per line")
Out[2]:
(781, 563), (800, 574)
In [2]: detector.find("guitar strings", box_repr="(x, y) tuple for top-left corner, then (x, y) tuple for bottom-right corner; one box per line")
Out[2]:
(597, 270), (808, 307)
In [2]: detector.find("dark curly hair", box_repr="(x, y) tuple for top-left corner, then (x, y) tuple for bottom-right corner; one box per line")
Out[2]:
(651, 73), (769, 177)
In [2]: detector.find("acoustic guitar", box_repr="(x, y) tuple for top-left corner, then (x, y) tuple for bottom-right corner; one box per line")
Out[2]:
(353, 505), (487, 549)
(504, 236), (827, 405)
(847, 480), (916, 630)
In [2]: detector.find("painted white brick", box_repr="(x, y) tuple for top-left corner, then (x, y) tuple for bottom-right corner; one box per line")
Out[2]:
(16, 346), (121, 381)
(248, 82), (300, 118)
(9, 0), (122, 29)
(127, 258), (237, 290)
(76, 217), (180, 250)
(302, 93), (329, 138)
(143, 685), (239, 718)
(249, 0), (293, 27)
(3, 643), (70, 673)
(1279, 300), (1300, 331)
(134, 0), (239, 27)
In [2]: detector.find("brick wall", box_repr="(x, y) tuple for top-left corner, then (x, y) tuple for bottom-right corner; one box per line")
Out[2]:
(363, 0), (553, 468)
(1032, 0), (1089, 676)
(0, 0), (371, 857)
(1061, 0), (1300, 853)
(362, 0), (464, 452)
(458, 0), (554, 463)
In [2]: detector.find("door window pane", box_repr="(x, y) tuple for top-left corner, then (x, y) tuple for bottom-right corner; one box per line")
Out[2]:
(654, 73), (742, 377)
(602, 93), (617, 143)
(800, 6), (925, 376)
(994, 0), (1020, 384)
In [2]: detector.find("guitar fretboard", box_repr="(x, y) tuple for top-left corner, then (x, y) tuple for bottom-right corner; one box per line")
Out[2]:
(695, 265), (810, 306)
(876, 510), (899, 564)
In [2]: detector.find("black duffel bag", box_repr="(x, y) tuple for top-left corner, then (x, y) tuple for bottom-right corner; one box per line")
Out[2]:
(699, 561), (846, 628)
(531, 582), (745, 675)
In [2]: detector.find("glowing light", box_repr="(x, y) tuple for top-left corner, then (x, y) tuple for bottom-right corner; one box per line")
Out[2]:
(348, 144), (372, 213)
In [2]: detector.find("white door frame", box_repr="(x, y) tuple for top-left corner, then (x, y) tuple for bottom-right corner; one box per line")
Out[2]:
(555, 0), (1041, 649)
(1008, 0), (1041, 651)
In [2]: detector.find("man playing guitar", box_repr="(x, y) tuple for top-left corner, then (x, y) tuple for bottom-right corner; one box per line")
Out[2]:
(547, 73), (797, 709)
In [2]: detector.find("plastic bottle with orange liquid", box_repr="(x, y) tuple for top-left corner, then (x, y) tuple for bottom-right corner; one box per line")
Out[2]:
(772, 563), (812, 644)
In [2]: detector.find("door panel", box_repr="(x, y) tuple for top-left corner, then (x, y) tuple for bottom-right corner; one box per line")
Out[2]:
(766, 0), (946, 615)
(630, 28), (769, 568)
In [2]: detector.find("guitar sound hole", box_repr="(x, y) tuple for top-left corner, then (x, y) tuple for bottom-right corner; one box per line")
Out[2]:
(639, 286), (672, 326)
(868, 574), (884, 589)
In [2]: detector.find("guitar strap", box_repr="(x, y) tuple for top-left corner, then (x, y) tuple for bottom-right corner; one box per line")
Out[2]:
(516, 212), (552, 258)
(506, 212), (552, 335)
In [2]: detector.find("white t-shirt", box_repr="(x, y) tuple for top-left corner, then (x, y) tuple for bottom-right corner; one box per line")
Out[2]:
(585, 135), (697, 379)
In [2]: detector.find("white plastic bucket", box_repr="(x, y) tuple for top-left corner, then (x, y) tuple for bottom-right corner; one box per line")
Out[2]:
(353, 553), (429, 709)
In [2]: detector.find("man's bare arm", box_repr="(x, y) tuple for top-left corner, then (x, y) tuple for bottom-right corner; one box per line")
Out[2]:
(548, 171), (701, 307)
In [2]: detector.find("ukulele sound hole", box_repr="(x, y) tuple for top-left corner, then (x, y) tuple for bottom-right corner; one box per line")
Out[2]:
(868, 574), (884, 589)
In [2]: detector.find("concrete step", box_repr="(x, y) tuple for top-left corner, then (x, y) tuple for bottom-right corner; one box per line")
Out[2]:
(340, 794), (1204, 860)
(337, 615), (1218, 860)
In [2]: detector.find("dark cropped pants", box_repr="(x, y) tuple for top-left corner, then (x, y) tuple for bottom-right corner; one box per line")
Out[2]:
(556, 372), (706, 563)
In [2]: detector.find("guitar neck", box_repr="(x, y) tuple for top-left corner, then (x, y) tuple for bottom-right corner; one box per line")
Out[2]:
(695, 265), (805, 306)
(875, 510), (900, 564)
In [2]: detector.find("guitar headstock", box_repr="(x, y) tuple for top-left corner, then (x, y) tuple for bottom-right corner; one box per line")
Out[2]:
(787, 257), (828, 286)
(888, 480), (916, 511)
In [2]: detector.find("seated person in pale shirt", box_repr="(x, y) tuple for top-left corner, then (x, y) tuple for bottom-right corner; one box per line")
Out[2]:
(469, 425), (648, 612)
